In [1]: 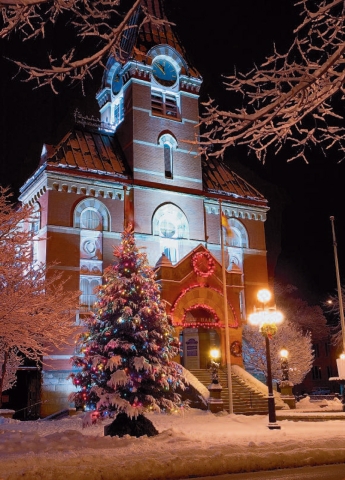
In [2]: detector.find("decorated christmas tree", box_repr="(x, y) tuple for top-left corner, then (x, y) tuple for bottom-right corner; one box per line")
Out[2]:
(71, 225), (186, 435)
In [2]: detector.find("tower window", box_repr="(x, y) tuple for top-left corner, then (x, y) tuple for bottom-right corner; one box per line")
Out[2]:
(159, 133), (177, 180)
(164, 144), (173, 178)
(152, 91), (178, 119)
(113, 97), (124, 129)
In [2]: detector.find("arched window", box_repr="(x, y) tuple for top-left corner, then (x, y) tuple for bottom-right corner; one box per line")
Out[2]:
(225, 218), (249, 273)
(164, 144), (173, 178)
(74, 198), (110, 231)
(225, 217), (249, 248)
(80, 277), (101, 312)
(153, 203), (189, 264)
(159, 133), (177, 179)
(80, 208), (102, 230)
(74, 199), (108, 314)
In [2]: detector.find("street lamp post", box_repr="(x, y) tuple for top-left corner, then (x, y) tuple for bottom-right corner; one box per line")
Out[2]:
(329, 217), (345, 407)
(249, 289), (284, 430)
(279, 347), (296, 409)
(207, 347), (223, 413)
(280, 348), (289, 382)
(209, 348), (221, 384)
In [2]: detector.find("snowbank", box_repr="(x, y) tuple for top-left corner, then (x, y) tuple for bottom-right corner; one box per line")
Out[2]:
(1, 406), (345, 480)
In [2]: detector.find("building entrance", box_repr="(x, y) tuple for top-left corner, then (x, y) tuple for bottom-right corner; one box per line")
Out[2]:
(180, 305), (221, 370)
(181, 328), (220, 370)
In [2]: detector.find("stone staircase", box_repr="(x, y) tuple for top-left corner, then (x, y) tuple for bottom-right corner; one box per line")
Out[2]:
(189, 368), (270, 415)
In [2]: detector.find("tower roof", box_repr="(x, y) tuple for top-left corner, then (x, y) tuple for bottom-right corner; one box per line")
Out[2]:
(118, 0), (200, 77)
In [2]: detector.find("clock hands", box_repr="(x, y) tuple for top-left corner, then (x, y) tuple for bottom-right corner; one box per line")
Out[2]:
(156, 62), (165, 75)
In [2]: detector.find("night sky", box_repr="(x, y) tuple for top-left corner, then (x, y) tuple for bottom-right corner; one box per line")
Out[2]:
(1, 0), (344, 304)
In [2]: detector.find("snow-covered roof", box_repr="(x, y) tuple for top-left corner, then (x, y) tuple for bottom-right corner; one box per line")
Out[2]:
(41, 128), (130, 179)
(36, 126), (266, 206)
(202, 157), (266, 202)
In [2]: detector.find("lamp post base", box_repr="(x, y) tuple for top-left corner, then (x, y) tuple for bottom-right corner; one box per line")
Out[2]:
(268, 422), (281, 430)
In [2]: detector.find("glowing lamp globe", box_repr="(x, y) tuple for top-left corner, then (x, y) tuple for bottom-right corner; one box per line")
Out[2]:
(257, 289), (271, 303)
(280, 348), (288, 359)
(210, 348), (220, 361)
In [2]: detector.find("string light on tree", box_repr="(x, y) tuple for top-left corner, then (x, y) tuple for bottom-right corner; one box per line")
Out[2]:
(70, 225), (187, 436)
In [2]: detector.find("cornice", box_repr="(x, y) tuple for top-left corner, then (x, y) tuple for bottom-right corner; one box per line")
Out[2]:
(204, 199), (268, 222)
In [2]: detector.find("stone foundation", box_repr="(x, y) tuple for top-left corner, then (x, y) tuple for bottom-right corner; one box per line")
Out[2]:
(41, 370), (76, 418)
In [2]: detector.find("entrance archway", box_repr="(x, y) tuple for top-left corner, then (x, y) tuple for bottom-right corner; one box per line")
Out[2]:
(171, 284), (238, 369)
(180, 305), (221, 370)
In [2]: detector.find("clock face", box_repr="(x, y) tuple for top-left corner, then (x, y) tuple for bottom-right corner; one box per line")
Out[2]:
(152, 59), (177, 87)
(112, 68), (123, 95)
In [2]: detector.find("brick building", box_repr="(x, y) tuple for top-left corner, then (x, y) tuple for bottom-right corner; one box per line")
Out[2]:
(18, 0), (271, 417)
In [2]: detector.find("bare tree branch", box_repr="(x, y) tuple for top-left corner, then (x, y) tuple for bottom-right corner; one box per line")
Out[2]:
(200, 0), (345, 162)
(0, 0), (160, 91)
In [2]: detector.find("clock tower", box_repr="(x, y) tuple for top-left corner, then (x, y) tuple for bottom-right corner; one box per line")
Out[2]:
(96, 0), (203, 190)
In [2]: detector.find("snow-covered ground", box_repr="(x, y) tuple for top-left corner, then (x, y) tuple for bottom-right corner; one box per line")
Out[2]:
(1, 397), (345, 480)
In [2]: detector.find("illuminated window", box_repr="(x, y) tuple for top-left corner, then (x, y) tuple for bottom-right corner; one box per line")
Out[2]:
(80, 277), (102, 312)
(113, 97), (124, 130)
(74, 198), (110, 231)
(223, 217), (248, 248)
(153, 203), (189, 264)
(30, 203), (40, 264)
(159, 133), (177, 180)
(80, 209), (102, 230)
(74, 199), (107, 316)
(31, 203), (41, 234)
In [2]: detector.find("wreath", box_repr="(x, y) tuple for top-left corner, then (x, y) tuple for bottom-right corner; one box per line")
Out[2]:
(230, 341), (242, 357)
(260, 323), (277, 339)
(192, 252), (215, 278)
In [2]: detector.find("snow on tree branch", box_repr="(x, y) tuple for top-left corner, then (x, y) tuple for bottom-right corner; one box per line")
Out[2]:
(324, 286), (345, 346)
(0, 187), (79, 405)
(200, 0), (345, 162)
(0, 0), (161, 91)
(243, 321), (313, 386)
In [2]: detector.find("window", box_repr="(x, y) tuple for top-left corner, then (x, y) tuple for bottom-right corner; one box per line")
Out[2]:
(80, 277), (102, 312)
(113, 97), (124, 130)
(74, 198), (110, 231)
(30, 203), (41, 234)
(30, 203), (40, 264)
(80, 209), (102, 230)
(159, 133), (177, 180)
(313, 343), (320, 358)
(327, 366), (333, 377)
(223, 217), (249, 248)
(152, 91), (179, 118)
(312, 366), (322, 380)
(164, 144), (173, 178)
(152, 203), (189, 265)
(74, 199), (108, 316)
(325, 342), (330, 357)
